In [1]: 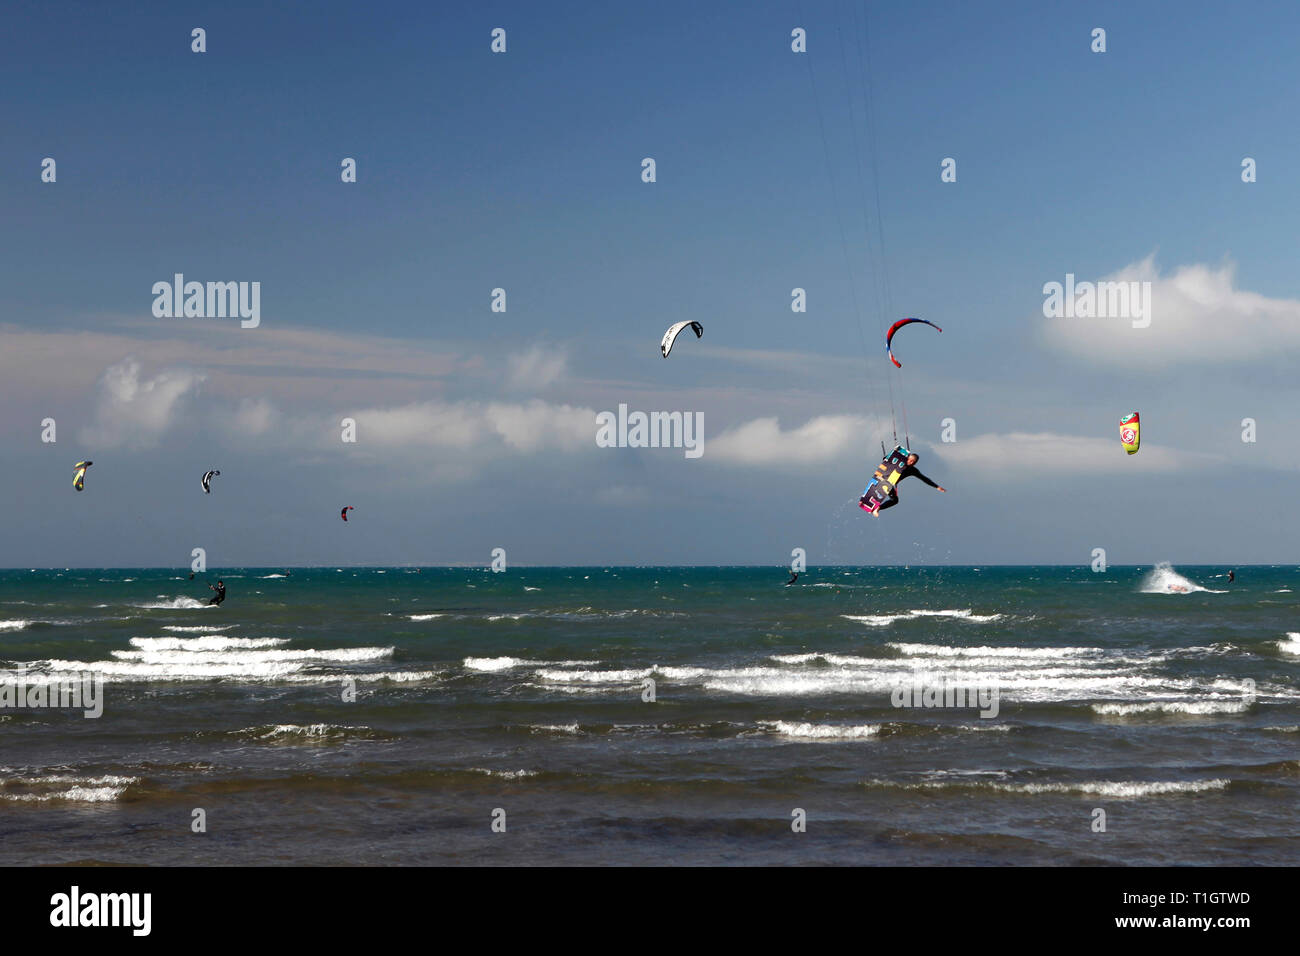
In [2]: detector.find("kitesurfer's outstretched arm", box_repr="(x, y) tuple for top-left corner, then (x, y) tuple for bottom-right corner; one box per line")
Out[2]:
(864, 451), (945, 515)
(898, 453), (945, 493)
(904, 466), (945, 492)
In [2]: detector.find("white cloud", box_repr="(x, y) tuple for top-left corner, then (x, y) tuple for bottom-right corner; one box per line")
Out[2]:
(0, 321), (470, 410)
(231, 398), (277, 436)
(1041, 256), (1300, 365)
(79, 358), (206, 448)
(347, 398), (597, 456)
(358, 402), (483, 448)
(483, 400), (593, 452)
(708, 414), (881, 466)
(506, 345), (567, 391)
(937, 431), (1218, 476)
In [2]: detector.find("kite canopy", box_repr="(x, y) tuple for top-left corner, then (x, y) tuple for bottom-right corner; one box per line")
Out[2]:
(1119, 412), (1140, 455)
(885, 318), (941, 368)
(73, 460), (92, 492)
(340, 506), (354, 522)
(661, 320), (703, 358)
(201, 470), (221, 494)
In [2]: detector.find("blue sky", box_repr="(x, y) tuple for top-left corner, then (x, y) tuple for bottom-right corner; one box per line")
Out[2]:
(3, 0), (1300, 567)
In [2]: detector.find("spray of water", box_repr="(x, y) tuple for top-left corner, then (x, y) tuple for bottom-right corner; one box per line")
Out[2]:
(1139, 562), (1224, 594)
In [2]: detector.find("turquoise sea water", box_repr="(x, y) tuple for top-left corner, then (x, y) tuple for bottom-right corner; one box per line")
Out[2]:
(1, 565), (1297, 865)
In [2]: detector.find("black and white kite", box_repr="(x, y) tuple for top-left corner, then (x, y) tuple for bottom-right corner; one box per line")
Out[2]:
(660, 320), (703, 358)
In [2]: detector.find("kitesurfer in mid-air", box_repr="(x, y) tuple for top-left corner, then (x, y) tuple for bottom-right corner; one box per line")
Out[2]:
(870, 453), (946, 513)
(207, 580), (226, 606)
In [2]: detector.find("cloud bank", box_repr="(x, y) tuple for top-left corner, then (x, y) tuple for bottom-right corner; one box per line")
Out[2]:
(79, 358), (206, 448)
(938, 431), (1219, 477)
(1041, 256), (1300, 366)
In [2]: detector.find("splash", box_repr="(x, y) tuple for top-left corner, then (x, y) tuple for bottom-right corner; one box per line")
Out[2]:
(1139, 562), (1221, 594)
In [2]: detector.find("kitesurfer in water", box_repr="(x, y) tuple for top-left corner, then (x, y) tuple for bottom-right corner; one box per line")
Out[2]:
(207, 580), (226, 606)
(1228, 570), (1235, 583)
(786, 571), (799, 586)
(871, 453), (946, 513)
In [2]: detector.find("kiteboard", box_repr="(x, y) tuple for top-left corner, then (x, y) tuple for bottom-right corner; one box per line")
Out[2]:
(860, 445), (911, 513)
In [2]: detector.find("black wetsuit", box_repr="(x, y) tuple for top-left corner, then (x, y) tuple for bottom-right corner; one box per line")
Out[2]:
(786, 572), (799, 586)
(208, 583), (226, 606)
(1227, 571), (1235, 583)
(875, 465), (939, 512)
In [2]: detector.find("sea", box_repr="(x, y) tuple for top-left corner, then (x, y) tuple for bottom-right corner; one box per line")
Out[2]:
(1, 563), (1297, 866)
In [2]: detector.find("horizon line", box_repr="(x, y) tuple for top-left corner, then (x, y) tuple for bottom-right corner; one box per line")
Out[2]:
(0, 563), (1273, 571)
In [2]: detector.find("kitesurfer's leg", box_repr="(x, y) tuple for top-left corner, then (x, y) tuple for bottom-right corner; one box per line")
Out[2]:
(876, 493), (900, 512)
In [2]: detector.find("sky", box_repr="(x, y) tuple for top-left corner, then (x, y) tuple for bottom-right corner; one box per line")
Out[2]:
(3, 0), (1300, 567)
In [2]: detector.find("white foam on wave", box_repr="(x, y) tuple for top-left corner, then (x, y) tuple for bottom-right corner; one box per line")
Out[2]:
(1093, 700), (1251, 716)
(842, 609), (1004, 626)
(349, 670), (441, 683)
(515, 640), (1284, 706)
(42, 658), (309, 679)
(523, 652), (1248, 703)
(769, 652), (885, 666)
(1003, 779), (1230, 797)
(704, 669), (1198, 699)
(162, 625), (239, 634)
(534, 666), (655, 683)
(407, 614), (444, 621)
(0, 773), (137, 803)
(775, 645), (1165, 675)
(136, 596), (212, 610)
(1278, 633), (1300, 655)
(248, 723), (369, 740)
(760, 720), (880, 740)
(467, 768), (538, 779)
(0, 620), (33, 631)
(909, 609), (1005, 622)
(889, 642), (1097, 659)
(113, 646), (393, 664)
(260, 574), (287, 579)
(14, 658), (437, 685)
(467, 657), (601, 673)
(842, 614), (908, 627)
(868, 777), (1229, 797)
(132, 636), (285, 651)
(465, 656), (525, 672)
(480, 608), (684, 623)
(529, 723), (582, 735)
